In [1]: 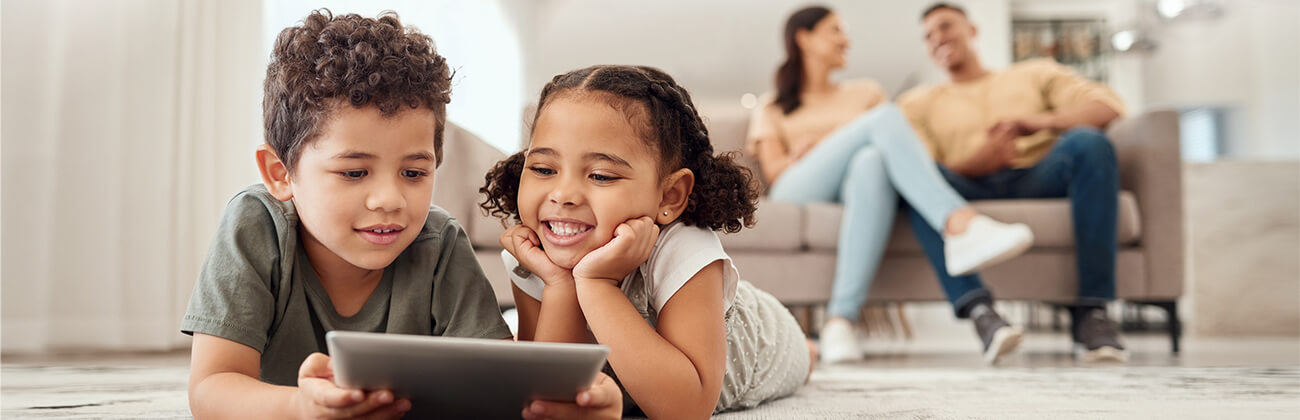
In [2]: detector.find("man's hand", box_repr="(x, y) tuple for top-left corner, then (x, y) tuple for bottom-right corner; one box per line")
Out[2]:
(294, 353), (410, 420)
(502, 224), (573, 286)
(990, 113), (1058, 138)
(572, 217), (659, 287)
(521, 372), (622, 420)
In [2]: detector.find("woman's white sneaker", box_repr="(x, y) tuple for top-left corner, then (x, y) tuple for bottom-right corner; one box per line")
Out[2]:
(944, 215), (1034, 277)
(819, 318), (864, 364)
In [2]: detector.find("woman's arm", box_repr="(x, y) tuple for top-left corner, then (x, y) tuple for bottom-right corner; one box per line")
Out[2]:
(754, 137), (814, 186)
(575, 261), (728, 419)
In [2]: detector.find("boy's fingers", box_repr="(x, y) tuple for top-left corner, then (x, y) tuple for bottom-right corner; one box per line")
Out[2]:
(327, 390), (396, 418)
(301, 377), (364, 409)
(351, 396), (410, 420)
(298, 352), (333, 379)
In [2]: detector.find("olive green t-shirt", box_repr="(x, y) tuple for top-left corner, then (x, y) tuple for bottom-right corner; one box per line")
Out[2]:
(181, 185), (512, 385)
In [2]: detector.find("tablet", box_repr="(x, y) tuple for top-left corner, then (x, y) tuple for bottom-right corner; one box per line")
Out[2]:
(325, 331), (610, 419)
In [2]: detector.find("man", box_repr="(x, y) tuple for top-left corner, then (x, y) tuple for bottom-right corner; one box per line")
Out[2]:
(899, 3), (1127, 364)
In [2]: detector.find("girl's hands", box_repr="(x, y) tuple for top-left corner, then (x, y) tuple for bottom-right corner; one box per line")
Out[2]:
(572, 217), (659, 287)
(522, 372), (622, 420)
(294, 353), (410, 419)
(501, 224), (574, 286)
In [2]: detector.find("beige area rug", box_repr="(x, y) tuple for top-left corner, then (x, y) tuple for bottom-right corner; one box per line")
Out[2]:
(3, 364), (1298, 419)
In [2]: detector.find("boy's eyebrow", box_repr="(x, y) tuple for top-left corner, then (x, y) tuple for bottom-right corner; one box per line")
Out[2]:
(405, 152), (435, 162)
(330, 151), (435, 162)
(525, 147), (633, 169)
(332, 151), (376, 160)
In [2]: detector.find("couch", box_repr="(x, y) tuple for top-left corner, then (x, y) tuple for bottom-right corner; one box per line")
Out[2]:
(431, 108), (1185, 352)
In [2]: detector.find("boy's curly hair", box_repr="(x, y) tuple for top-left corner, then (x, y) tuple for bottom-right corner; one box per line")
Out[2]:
(480, 65), (759, 234)
(264, 9), (452, 171)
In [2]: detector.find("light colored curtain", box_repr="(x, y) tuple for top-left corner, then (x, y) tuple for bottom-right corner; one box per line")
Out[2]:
(2, 0), (265, 353)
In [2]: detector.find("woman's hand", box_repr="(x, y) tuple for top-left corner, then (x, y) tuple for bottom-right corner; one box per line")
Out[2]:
(522, 372), (622, 420)
(501, 224), (574, 286)
(572, 217), (659, 287)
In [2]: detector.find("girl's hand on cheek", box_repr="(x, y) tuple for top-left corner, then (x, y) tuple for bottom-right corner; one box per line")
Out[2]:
(572, 217), (658, 287)
(501, 224), (573, 285)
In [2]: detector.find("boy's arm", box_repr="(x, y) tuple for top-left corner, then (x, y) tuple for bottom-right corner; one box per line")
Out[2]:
(189, 334), (407, 420)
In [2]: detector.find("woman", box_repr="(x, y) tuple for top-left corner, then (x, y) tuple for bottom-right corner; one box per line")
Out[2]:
(749, 6), (1033, 363)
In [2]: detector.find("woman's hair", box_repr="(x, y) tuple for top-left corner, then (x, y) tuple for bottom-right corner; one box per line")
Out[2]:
(775, 6), (833, 115)
(480, 65), (759, 234)
(263, 9), (452, 172)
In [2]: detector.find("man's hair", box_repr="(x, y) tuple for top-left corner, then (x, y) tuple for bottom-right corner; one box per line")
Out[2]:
(263, 9), (452, 172)
(921, 2), (967, 21)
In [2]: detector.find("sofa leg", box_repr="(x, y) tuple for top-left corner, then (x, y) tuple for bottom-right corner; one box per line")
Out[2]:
(1138, 300), (1182, 354)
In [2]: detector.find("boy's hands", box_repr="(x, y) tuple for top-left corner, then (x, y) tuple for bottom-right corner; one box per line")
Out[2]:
(502, 224), (574, 286)
(522, 372), (622, 420)
(294, 353), (410, 420)
(572, 217), (659, 287)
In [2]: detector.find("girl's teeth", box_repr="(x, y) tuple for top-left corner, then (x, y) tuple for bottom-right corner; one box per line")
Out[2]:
(550, 222), (589, 237)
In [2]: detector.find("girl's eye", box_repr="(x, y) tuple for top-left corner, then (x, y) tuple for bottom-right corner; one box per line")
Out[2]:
(341, 170), (367, 179)
(590, 173), (621, 183)
(402, 169), (428, 179)
(529, 167), (555, 176)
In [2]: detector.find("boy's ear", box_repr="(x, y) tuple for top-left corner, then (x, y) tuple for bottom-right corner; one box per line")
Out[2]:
(256, 144), (294, 201)
(657, 168), (695, 225)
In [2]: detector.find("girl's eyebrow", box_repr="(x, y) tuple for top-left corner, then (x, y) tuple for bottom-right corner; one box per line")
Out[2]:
(586, 152), (632, 169)
(526, 147), (633, 169)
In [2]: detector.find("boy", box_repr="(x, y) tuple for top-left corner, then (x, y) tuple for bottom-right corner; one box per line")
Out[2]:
(182, 10), (618, 419)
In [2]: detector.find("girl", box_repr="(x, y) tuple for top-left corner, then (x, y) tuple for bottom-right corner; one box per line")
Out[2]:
(481, 65), (809, 418)
(752, 6), (1035, 364)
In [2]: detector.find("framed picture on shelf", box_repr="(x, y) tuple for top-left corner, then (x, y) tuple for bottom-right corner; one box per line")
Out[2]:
(1012, 18), (1108, 82)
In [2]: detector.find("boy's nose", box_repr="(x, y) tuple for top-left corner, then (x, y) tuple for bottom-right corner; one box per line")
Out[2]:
(367, 182), (406, 212)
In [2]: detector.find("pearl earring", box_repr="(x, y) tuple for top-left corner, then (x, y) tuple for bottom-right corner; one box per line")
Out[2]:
(663, 211), (669, 216)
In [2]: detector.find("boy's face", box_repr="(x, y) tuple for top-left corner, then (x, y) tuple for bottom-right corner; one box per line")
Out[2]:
(288, 105), (438, 274)
(517, 96), (663, 269)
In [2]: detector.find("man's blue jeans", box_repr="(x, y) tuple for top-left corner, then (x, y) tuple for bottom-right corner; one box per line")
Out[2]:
(906, 128), (1120, 318)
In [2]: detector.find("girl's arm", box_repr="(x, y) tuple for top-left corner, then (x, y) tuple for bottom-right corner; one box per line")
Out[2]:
(512, 282), (593, 344)
(503, 224), (593, 344)
(575, 261), (727, 419)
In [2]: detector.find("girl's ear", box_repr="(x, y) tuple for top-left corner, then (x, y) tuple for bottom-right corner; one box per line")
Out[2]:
(657, 168), (695, 224)
(256, 144), (294, 201)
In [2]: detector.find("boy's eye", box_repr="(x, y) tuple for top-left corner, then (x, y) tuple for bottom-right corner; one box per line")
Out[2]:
(590, 173), (621, 183)
(402, 169), (428, 179)
(341, 170), (367, 179)
(529, 167), (555, 176)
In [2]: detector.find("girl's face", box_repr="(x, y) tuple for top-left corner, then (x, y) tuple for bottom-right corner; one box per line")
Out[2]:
(517, 96), (665, 269)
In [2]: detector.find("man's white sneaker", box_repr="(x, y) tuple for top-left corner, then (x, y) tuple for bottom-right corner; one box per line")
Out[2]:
(944, 215), (1034, 277)
(819, 318), (864, 364)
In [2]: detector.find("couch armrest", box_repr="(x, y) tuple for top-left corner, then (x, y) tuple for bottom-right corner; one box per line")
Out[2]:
(1107, 109), (1185, 298)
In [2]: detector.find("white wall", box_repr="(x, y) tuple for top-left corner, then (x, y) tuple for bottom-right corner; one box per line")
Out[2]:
(1142, 0), (1300, 159)
(263, 1), (529, 153)
(524, 0), (1010, 117)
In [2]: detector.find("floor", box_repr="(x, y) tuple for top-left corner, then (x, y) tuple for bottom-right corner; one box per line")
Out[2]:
(2, 334), (1298, 419)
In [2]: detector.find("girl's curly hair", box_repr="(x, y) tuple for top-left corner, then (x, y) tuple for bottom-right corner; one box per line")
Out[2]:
(263, 9), (452, 171)
(480, 65), (759, 234)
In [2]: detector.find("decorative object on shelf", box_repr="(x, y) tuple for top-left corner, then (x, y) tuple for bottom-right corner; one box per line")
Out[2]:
(1012, 18), (1109, 81)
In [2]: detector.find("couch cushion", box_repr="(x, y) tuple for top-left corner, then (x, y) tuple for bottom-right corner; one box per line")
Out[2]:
(804, 190), (1142, 252)
(718, 198), (804, 252)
